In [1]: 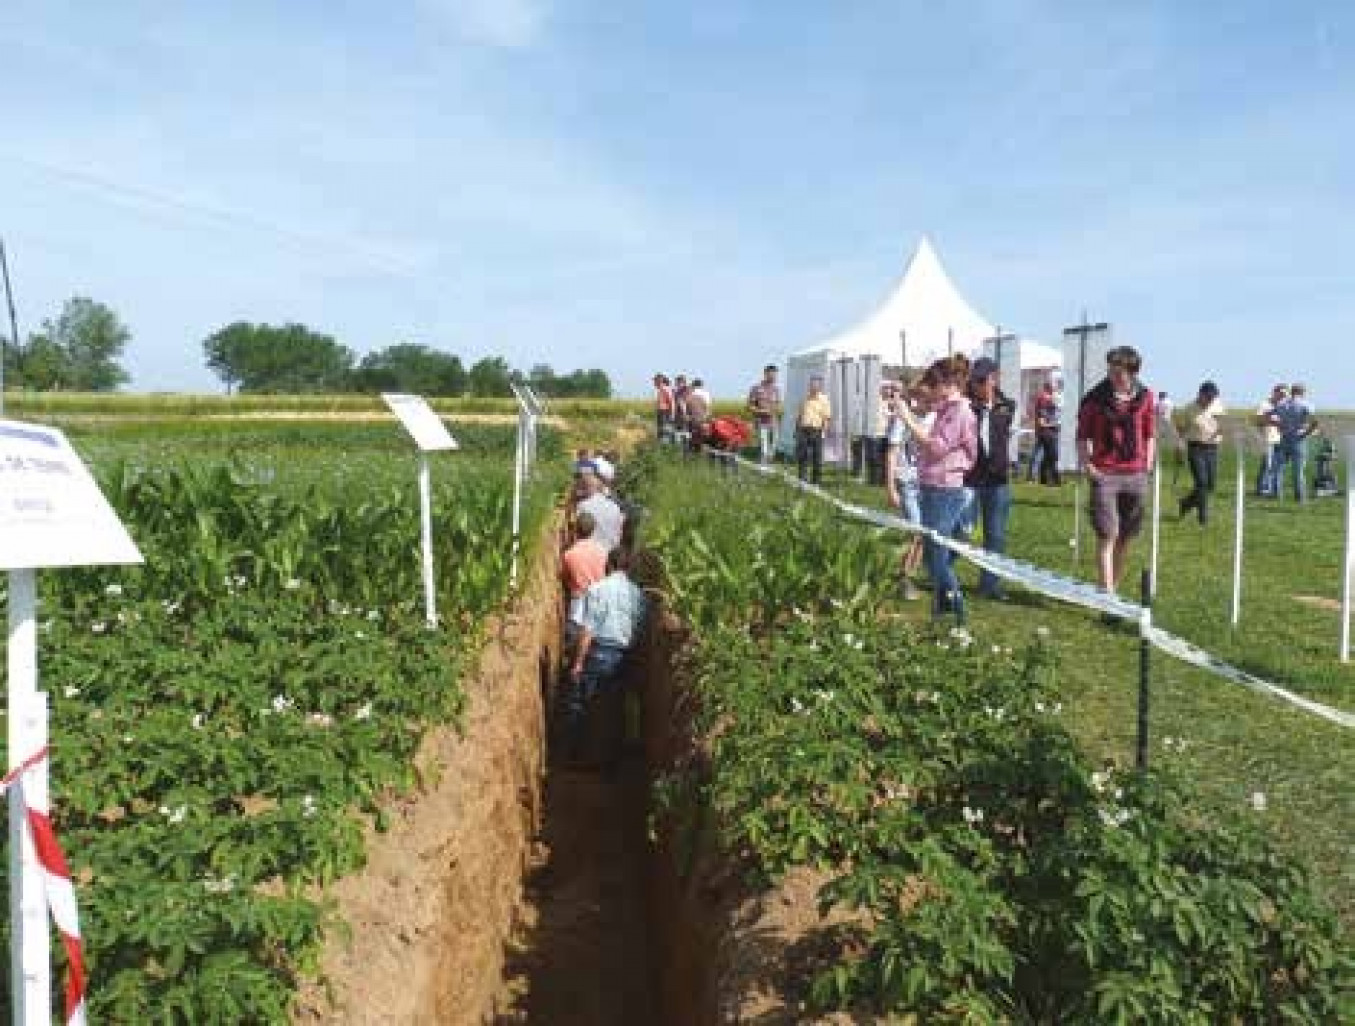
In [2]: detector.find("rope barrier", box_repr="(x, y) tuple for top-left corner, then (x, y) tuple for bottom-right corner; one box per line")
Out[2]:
(738, 457), (1355, 730)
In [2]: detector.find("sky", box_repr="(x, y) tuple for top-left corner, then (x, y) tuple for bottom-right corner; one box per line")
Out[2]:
(1, 1), (1352, 403)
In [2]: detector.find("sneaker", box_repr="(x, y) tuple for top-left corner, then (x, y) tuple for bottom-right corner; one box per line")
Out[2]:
(900, 580), (922, 601)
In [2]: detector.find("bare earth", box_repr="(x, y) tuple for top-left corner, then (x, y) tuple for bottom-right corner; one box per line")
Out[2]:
(293, 518), (562, 1025)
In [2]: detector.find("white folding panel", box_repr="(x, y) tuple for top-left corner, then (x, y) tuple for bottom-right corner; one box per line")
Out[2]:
(1058, 323), (1113, 471)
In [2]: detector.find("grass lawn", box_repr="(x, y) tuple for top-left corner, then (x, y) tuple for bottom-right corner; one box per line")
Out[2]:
(742, 455), (1355, 924)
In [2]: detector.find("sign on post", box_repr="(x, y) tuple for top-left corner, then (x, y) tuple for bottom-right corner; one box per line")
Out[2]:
(1, 419), (143, 1026)
(381, 395), (459, 628)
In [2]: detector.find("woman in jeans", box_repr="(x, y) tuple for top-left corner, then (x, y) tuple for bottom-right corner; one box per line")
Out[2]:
(898, 356), (978, 615)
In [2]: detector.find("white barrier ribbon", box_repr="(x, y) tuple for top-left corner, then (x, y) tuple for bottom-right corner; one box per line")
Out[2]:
(737, 457), (1354, 730)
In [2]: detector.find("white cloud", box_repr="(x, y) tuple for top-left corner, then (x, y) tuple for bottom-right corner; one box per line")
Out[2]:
(421, 0), (548, 49)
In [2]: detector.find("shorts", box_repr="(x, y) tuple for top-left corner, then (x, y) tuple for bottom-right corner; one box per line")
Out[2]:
(1090, 472), (1147, 541)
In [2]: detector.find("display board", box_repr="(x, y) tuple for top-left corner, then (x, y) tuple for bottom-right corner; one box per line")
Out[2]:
(381, 393), (459, 452)
(0, 420), (143, 570)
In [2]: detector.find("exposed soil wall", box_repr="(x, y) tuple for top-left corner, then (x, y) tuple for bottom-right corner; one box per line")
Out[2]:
(640, 603), (873, 1026)
(293, 517), (564, 1025)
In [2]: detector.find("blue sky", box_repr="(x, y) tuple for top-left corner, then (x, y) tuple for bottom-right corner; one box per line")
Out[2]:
(2, 1), (1352, 404)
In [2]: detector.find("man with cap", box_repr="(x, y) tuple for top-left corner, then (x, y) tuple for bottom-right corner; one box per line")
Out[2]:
(964, 358), (1017, 599)
(575, 469), (624, 554)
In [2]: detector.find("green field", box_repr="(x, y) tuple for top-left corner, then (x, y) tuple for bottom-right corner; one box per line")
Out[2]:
(0, 421), (560, 1021)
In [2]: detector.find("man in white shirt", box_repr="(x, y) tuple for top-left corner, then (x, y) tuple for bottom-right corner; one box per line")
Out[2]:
(575, 472), (623, 554)
(564, 549), (648, 768)
(1254, 383), (1287, 498)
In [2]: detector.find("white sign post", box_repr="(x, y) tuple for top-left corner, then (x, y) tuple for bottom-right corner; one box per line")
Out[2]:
(1341, 436), (1355, 662)
(508, 384), (536, 590)
(381, 395), (459, 628)
(1149, 449), (1162, 598)
(1232, 431), (1249, 629)
(1, 419), (143, 1026)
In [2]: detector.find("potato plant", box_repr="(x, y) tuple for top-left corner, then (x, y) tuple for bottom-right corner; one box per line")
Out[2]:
(0, 424), (559, 1021)
(636, 450), (1354, 1023)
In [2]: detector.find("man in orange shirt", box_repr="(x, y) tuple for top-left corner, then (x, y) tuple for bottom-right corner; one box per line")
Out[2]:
(561, 509), (607, 643)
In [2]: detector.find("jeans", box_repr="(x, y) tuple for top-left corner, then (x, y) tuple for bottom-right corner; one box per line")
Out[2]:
(1033, 430), (1061, 485)
(796, 427), (824, 484)
(756, 422), (776, 464)
(1256, 443), (1280, 496)
(919, 485), (970, 611)
(965, 483), (1012, 595)
(563, 643), (627, 763)
(1181, 442), (1219, 524)
(1275, 438), (1307, 502)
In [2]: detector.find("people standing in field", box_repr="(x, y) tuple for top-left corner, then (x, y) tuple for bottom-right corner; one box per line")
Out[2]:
(870, 383), (893, 486)
(1269, 383), (1318, 504)
(1156, 391), (1174, 431)
(564, 547), (648, 769)
(686, 377), (712, 449)
(1030, 379), (1062, 486)
(884, 376), (930, 601)
(672, 374), (691, 441)
(796, 376), (832, 485)
(897, 355), (977, 615)
(1177, 381), (1225, 526)
(747, 364), (783, 465)
(1254, 383), (1287, 497)
(653, 373), (675, 442)
(1076, 346), (1156, 596)
(575, 471), (624, 554)
(963, 358), (1016, 600)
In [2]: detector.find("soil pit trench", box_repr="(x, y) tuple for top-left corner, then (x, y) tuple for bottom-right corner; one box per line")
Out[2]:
(296, 535), (804, 1025)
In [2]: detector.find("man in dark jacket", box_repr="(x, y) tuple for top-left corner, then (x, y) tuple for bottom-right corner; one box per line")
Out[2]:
(964, 358), (1016, 599)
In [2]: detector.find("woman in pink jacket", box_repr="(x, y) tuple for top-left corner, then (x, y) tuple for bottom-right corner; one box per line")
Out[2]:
(897, 356), (978, 615)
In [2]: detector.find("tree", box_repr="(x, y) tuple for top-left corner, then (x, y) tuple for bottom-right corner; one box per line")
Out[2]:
(349, 343), (466, 396)
(202, 322), (353, 393)
(466, 355), (513, 397)
(17, 296), (131, 391)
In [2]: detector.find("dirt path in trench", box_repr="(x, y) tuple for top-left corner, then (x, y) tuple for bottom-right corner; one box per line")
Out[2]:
(492, 746), (656, 1025)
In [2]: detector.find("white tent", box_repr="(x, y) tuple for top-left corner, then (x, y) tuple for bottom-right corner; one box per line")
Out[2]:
(781, 237), (1061, 454)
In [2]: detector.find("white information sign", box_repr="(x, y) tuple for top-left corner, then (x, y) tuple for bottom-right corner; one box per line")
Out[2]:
(381, 394), (459, 452)
(0, 420), (143, 570)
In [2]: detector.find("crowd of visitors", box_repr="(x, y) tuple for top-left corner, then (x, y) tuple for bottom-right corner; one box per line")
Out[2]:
(649, 353), (1338, 618)
(558, 449), (648, 772)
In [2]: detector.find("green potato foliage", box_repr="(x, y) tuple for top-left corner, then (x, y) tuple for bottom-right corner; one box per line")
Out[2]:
(637, 449), (1354, 1024)
(0, 424), (561, 1021)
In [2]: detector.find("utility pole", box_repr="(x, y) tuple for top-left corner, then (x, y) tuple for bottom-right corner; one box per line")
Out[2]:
(0, 237), (20, 415)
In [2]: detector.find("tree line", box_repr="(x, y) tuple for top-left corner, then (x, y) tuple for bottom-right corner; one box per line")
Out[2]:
(1, 296), (612, 398)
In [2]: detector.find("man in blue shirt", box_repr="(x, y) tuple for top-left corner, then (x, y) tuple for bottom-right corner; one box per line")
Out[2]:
(1268, 383), (1318, 503)
(563, 548), (648, 769)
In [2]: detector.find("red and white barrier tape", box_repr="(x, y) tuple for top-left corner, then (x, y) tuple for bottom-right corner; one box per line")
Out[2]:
(2, 747), (87, 1026)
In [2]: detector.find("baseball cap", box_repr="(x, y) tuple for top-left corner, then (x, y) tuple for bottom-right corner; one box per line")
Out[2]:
(592, 456), (615, 482)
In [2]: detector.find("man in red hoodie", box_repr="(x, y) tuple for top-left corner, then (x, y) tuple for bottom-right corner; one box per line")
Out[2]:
(1077, 346), (1156, 595)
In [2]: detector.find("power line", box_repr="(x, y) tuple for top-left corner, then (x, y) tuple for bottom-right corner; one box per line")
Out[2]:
(3, 152), (424, 279)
